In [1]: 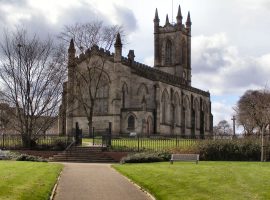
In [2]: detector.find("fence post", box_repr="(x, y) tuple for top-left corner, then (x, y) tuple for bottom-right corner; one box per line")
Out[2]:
(92, 127), (95, 146)
(108, 122), (112, 147)
(176, 134), (178, 148)
(137, 134), (140, 152)
(3, 133), (5, 149)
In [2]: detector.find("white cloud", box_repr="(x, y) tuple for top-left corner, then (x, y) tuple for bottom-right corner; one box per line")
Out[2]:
(192, 33), (270, 95)
(212, 101), (234, 126)
(143, 56), (154, 67)
(1, 0), (270, 131)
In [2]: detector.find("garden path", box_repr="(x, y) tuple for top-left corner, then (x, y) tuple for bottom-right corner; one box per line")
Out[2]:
(53, 163), (152, 200)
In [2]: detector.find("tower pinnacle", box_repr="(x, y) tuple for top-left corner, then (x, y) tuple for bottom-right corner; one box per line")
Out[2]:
(68, 38), (75, 53)
(186, 11), (192, 27)
(165, 14), (170, 25)
(154, 8), (159, 21)
(114, 33), (122, 62)
(176, 5), (182, 25)
(114, 33), (122, 47)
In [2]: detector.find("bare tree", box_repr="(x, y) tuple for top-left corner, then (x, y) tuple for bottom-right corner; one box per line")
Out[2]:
(59, 21), (124, 136)
(0, 29), (66, 147)
(214, 120), (232, 138)
(75, 52), (110, 136)
(235, 89), (270, 161)
(59, 21), (124, 52)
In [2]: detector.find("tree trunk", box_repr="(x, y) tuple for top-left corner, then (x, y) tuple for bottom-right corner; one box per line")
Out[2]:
(88, 121), (93, 138)
(261, 126), (265, 162)
(88, 103), (94, 138)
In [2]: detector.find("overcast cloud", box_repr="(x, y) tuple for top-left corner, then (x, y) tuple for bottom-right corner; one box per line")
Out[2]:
(0, 0), (270, 129)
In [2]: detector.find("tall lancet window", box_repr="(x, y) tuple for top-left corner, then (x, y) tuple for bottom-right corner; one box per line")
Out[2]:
(165, 40), (172, 65)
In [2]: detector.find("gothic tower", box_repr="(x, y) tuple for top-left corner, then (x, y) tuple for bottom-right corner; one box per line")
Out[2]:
(154, 5), (192, 86)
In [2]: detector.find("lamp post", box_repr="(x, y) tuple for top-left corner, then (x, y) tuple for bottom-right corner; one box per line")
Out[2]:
(231, 115), (236, 138)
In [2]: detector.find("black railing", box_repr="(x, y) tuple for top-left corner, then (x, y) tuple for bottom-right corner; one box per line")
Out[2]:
(91, 133), (270, 152)
(82, 125), (270, 155)
(0, 133), (73, 150)
(107, 134), (202, 152)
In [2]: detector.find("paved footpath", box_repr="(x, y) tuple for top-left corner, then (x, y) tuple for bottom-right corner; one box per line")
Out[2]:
(54, 163), (152, 200)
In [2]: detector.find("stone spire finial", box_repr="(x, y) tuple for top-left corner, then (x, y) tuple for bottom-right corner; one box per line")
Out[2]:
(154, 8), (160, 33)
(114, 33), (122, 62)
(186, 11), (192, 27)
(127, 50), (135, 63)
(165, 14), (170, 25)
(154, 8), (159, 21)
(68, 38), (75, 53)
(176, 5), (183, 25)
(68, 38), (76, 67)
(114, 33), (122, 47)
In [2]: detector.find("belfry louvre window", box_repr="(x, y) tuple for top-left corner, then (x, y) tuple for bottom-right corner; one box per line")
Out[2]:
(127, 115), (135, 130)
(165, 40), (172, 65)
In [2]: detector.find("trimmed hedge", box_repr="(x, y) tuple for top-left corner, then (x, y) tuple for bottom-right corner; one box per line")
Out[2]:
(198, 139), (261, 161)
(120, 139), (263, 163)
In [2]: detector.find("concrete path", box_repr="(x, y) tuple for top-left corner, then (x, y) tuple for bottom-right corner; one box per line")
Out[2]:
(54, 163), (152, 200)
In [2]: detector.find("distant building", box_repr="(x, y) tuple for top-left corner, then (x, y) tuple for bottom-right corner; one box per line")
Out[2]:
(59, 5), (213, 137)
(0, 103), (57, 134)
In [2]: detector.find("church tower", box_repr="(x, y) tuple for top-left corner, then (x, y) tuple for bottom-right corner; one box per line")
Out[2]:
(154, 5), (192, 86)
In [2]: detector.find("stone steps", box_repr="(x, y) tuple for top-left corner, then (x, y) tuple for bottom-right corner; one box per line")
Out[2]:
(49, 146), (116, 163)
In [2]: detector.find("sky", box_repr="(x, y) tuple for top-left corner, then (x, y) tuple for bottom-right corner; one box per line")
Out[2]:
(1, 0), (270, 130)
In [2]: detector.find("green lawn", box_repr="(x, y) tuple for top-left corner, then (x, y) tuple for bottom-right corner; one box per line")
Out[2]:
(0, 161), (63, 200)
(113, 162), (270, 200)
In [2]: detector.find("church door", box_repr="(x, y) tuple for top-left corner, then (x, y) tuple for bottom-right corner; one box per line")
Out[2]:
(147, 117), (153, 136)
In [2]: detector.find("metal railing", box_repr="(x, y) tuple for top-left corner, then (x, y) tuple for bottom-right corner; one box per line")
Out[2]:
(0, 133), (73, 150)
(89, 132), (270, 153)
(107, 134), (202, 152)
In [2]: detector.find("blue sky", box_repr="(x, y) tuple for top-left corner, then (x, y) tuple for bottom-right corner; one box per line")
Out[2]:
(1, 0), (270, 130)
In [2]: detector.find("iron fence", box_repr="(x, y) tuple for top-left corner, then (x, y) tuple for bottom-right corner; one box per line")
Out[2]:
(0, 133), (73, 150)
(90, 131), (270, 154)
(108, 134), (201, 152)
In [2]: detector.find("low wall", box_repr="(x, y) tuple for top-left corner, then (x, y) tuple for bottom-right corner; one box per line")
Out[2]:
(12, 150), (62, 158)
(103, 152), (129, 162)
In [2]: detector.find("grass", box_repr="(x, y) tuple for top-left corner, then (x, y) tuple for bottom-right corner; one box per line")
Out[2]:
(113, 161), (270, 200)
(0, 161), (63, 200)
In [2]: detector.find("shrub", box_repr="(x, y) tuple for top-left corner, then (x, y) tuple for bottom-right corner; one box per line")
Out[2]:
(0, 150), (20, 160)
(51, 141), (67, 150)
(15, 154), (47, 162)
(121, 152), (171, 164)
(169, 145), (199, 154)
(198, 139), (261, 161)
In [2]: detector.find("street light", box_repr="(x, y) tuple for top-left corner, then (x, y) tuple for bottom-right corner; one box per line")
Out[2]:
(231, 115), (236, 138)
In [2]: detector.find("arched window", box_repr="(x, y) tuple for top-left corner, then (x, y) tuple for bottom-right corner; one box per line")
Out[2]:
(182, 96), (190, 135)
(165, 40), (172, 65)
(95, 84), (109, 113)
(174, 93), (180, 126)
(182, 39), (186, 65)
(127, 115), (135, 130)
(194, 99), (200, 129)
(94, 76), (109, 114)
(161, 90), (170, 124)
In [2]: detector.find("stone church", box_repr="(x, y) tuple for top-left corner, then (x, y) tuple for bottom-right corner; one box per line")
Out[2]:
(58, 5), (213, 137)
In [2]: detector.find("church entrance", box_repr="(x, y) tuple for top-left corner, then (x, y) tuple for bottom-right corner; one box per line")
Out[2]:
(146, 117), (153, 135)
